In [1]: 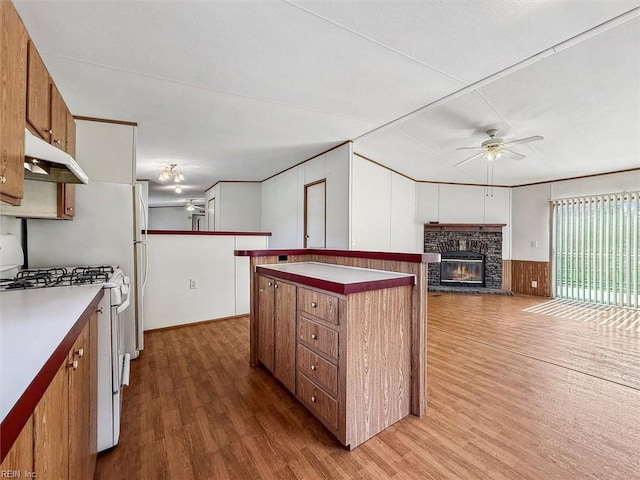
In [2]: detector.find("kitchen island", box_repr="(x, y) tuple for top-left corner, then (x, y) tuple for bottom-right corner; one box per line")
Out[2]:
(0, 285), (103, 475)
(235, 248), (440, 447)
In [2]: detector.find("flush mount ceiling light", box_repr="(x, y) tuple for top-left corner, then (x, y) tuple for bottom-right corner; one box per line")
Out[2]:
(174, 185), (182, 194)
(158, 163), (184, 183)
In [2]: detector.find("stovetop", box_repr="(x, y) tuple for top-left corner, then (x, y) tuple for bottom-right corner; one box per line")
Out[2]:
(0, 266), (116, 291)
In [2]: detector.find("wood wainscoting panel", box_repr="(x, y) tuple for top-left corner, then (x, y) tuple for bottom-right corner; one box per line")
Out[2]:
(511, 260), (550, 296)
(502, 259), (512, 291)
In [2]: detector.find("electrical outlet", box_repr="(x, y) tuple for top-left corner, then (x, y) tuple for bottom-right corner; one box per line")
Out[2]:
(531, 280), (538, 288)
(189, 279), (198, 289)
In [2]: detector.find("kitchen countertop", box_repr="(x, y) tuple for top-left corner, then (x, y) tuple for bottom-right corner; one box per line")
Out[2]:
(256, 262), (415, 294)
(0, 285), (103, 425)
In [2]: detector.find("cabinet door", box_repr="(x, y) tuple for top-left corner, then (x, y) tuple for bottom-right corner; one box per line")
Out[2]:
(0, 416), (33, 474)
(0, 2), (27, 204)
(274, 281), (296, 393)
(50, 84), (67, 151)
(34, 359), (69, 479)
(257, 275), (275, 372)
(26, 40), (50, 141)
(68, 322), (91, 480)
(57, 183), (76, 219)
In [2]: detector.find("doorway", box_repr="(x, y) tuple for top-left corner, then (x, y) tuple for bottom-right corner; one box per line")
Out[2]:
(304, 179), (326, 248)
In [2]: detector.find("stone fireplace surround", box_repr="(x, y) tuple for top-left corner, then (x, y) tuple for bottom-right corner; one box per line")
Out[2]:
(424, 224), (505, 290)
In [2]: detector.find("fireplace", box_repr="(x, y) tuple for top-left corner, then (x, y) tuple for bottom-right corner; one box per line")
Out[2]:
(440, 251), (485, 287)
(425, 223), (505, 291)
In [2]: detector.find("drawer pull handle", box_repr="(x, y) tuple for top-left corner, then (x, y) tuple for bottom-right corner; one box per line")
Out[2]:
(311, 333), (318, 340)
(311, 395), (317, 403)
(67, 359), (78, 370)
(311, 301), (317, 308)
(310, 364), (317, 371)
(275, 284), (279, 289)
(268, 282), (272, 286)
(74, 348), (84, 358)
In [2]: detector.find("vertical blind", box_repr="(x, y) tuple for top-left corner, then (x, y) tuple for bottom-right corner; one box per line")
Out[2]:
(552, 191), (639, 308)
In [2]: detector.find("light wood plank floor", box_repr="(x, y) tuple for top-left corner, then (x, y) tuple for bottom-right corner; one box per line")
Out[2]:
(95, 294), (640, 479)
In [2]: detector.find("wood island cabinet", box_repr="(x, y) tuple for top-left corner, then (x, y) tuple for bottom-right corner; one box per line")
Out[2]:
(257, 275), (296, 393)
(255, 263), (414, 449)
(0, 1), (27, 205)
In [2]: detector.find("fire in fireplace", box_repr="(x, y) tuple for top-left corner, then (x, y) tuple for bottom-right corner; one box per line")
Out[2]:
(440, 251), (485, 287)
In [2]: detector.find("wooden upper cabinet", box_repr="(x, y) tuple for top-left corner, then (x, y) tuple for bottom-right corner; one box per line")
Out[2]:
(26, 40), (51, 141)
(57, 183), (75, 219)
(0, 1), (28, 205)
(50, 83), (67, 151)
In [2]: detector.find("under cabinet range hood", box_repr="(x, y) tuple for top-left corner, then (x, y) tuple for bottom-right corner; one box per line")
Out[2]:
(24, 128), (89, 184)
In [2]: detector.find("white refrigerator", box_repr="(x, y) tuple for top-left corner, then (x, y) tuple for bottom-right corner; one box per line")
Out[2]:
(26, 180), (148, 357)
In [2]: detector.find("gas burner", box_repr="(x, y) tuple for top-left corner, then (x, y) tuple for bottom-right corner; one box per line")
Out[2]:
(1, 265), (118, 290)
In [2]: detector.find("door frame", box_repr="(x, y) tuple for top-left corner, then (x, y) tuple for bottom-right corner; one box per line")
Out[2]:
(303, 179), (326, 248)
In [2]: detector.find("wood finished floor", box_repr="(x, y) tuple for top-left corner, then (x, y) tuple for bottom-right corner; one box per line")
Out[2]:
(95, 294), (640, 479)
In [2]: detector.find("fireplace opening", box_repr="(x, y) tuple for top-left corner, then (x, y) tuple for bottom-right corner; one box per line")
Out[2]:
(440, 251), (485, 287)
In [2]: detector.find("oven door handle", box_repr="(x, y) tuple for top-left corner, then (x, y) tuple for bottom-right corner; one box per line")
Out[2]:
(116, 287), (131, 314)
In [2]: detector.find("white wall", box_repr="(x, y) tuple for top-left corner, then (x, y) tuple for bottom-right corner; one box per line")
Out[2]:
(76, 120), (136, 184)
(416, 183), (512, 258)
(262, 143), (351, 249)
(512, 170), (640, 261)
(325, 145), (350, 248)
(349, 155), (417, 253)
(143, 233), (269, 330)
(204, 182), (262, 231)
(148, 206), (193, 230)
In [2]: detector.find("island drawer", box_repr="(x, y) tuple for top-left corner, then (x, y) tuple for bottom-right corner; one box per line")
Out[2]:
(297, 372), (338, 431)
(297, 344), (338, 396)
(298, 316), (338, 361)
(298, 287), (339, 324)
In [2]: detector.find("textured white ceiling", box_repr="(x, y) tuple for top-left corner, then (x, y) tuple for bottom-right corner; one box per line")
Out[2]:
(13, 0), (640, 205)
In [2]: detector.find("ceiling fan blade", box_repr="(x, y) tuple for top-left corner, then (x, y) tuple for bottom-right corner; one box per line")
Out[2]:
(501, 148), (526, 160)
(454, 152), (485, 167)
(502, 135), (544, 146)
(456, 146), (485, 151)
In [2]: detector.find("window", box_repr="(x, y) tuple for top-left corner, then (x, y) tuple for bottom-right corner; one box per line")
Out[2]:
(552, 192), (639, 308)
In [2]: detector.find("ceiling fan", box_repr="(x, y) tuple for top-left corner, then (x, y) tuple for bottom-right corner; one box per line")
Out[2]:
(455, 129), (544, 167)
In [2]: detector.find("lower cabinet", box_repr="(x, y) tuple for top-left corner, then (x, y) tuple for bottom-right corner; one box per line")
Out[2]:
(0, 415), (34, 475)
(2, 303), (98, 479)
(256, 273), (413, 449)
(257, 275), (296, 393)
